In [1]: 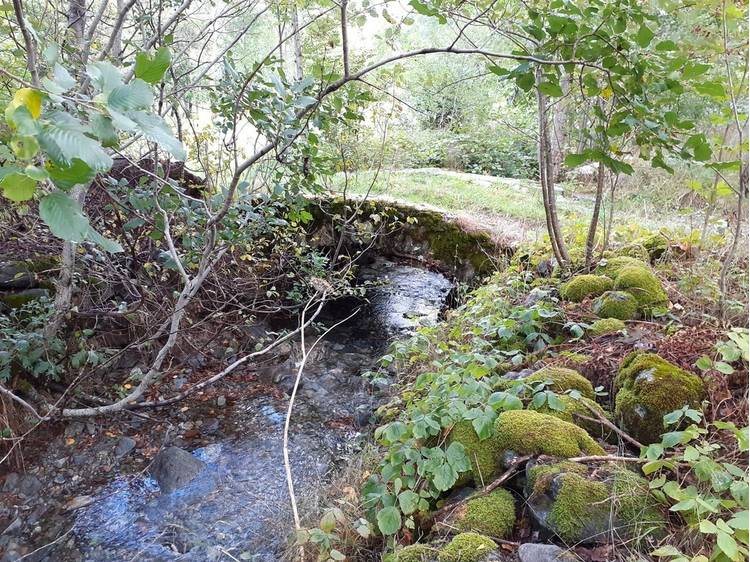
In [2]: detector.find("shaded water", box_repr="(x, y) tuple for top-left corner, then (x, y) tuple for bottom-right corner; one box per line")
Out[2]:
(67, 259), (453, 561)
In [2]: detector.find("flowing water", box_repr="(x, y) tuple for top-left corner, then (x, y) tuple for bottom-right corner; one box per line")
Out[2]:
(63, 259), (453, 561)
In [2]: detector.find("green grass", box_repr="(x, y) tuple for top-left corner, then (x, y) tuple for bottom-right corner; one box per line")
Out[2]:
(330, 168), (693, 233)
(333, 169), (588, 222)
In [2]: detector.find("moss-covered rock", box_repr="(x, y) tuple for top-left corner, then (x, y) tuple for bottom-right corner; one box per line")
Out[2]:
(641, 233), (670, 260)
(0, 288), (50, 308)
(394, 543), (438, 562)
(592, 291), (638, 320)
(596, 256), (645, 279)
(524, 366), (595, 399)
(529, 395), (612, 440)
(559, 275), (613, 302)
(447, 420), (503, 485)
(612, 265), (668, 310)
(493, 410), (604, 458)
(588, 318), (626, 337)
(614, 352), (705, 445)
(525, 461), (666, 544)
(615, 243), (651, 263)
(438, 533), (498, 562)
(449, 489), (516, 538)
(558, 351), (590, 366)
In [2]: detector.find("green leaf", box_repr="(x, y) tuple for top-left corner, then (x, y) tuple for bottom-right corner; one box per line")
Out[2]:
(86, 61), (124, 94)
(651, 546), (683, 557)
(432, 463), (457, 491)
(696, 355), (713, 371)
(717, 530), (739, 559)
(655, 40), (677, 51)
(539, 81), (564, 97)
(487, 64), (510, 77)
(714, 361), (735, 374)
(1, 172), (36, 202)
(52, 63), (76, 91)
(39, 191), (90, 242)
(546, 392), (566, 411)
(47, 158), (96, 190)
(134, 46), (172, 84)
(445, 441), (470, 473)
(10, 135), (39, 159)
(330, 550), (345, 561)
(128, 111), (186, 160)
(38, 111), (112, 171)
(397, 490), (420, 515)
(516, 72), (535, 91)
(565, 153), (589, 168)
(89, 113), (119, 147)
(376, 506), (401, 535)
(107, 79), (154, 112)
(86, 226), (123, 253)
(635, 25), (654, 48)
(695, 81), (727, 99)
(682, 62), (711, 80)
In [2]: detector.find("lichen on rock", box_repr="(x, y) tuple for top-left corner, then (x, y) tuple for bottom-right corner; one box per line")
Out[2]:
(592, 290), (638, 320)
(559, 275), (613, 302)
(614, 352), (705, 444)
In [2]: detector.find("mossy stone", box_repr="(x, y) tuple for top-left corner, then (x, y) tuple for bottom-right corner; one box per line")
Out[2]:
(615, 243), (651, 262)
(524, 366), (595, 399)
(592, 291), (638, 320)
(0, 288), (50, 308)
(529, 395), (612, 440)
(452, 488), (516, 538)
(438, 533), (498, 562)
(447, 420), (503, 485)
(596, 256), (645, 279)
(614, 352), (705, 445)
(526, 461), (666, 544)
(559, 275), (613, 302)
(589, 318), (626, 337)
(612, 265), (668, 310)
(394, 544), (438, 562)
(641, 233), (670, 260)
(493, 410), (604, 458)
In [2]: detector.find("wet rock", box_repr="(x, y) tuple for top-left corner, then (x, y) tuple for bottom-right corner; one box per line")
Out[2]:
(0, 262), (37, 290)
(517, 543), (576, 562)
(149, 446), (206, 494)
(17, 474), (43, 498)
(202, 418), (220, 435)
(115, 436), (136, 458)
(2, 472), (19, 492)
(354, 407), (372, 427)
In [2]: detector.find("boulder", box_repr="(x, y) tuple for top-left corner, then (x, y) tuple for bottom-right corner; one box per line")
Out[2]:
(559, 275), (613, 303)
(588, 318), (626, 336)
(0, 262), (36, 290)
(438, 533), (500, 562)
(149, 446), (205, 494)
(0, 288), (50, 309)
(438, 488), (516, 539)
(517, 543), (576, 562)
(115, 436), (136, 458)
(592, 291), (638, 320)
(525, 460), (665, 544)
(614, 352), (705, 445)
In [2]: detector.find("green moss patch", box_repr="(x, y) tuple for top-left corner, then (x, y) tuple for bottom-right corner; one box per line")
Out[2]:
(614, 352), (705, 444)
(589, 318), (626, 337)
(493, 410), (604, 457)
(524, 366), (595, 399)
(394, 544), (437, 562)
(448, 420), (503, 485)
(438, 533), (497, 562)
(560, 275), (613, 302)
(529, 395), (611, 439)
(592, 290), (638, 320)
(453, 488), (516, 538)
(612, 265), (668, 310)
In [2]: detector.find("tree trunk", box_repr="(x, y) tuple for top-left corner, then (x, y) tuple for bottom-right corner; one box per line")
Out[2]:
(718, 161), (748, 321)
(291, 5), (303, 81)
(68, 0), (86, 47)
(549, 74), (570, 184)
(535, 67), (569, 267)
(585, 163), (605, 268)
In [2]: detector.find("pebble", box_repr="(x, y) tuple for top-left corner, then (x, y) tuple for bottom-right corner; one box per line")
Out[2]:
(216, 395), (226, 407)
(114, 436), (136, 458)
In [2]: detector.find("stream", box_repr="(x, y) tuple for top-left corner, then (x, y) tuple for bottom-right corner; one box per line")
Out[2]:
(53, 258), (453, 561)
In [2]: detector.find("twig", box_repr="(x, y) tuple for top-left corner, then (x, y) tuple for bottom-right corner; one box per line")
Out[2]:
(574, 399), (645, 449)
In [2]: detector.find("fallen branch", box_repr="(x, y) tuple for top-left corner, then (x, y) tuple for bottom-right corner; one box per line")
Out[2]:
(427, 454), (532, 528)
(575, 399), (645, 449)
